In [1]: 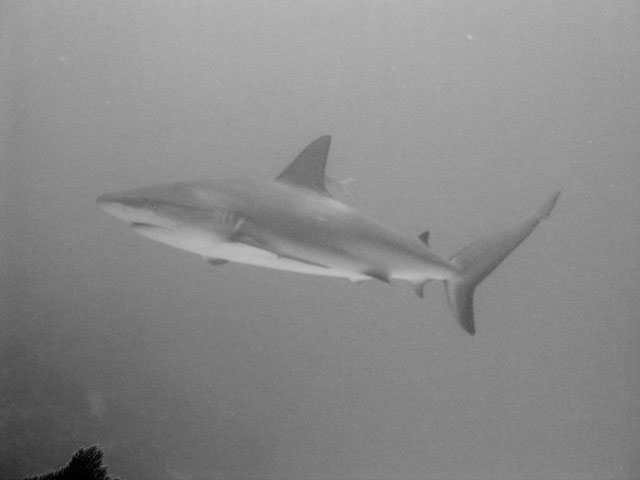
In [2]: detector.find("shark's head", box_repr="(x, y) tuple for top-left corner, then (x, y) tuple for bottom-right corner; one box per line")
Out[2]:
(97, 183), (203, 231)
(96, 182), (244, 258)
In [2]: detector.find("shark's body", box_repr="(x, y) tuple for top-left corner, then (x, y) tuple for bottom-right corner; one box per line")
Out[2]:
(98, 136), (559, 335)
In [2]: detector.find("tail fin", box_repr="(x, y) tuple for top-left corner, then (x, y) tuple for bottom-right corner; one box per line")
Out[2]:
(445, 191), (560, 335)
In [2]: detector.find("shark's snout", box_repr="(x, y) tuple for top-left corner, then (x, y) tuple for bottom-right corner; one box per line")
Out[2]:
(97, 188), (181, 231)
(97, 191), (146, 207)
(96, 193), (125, 215)
(96, 192), (149, 224)
(96, 192), (116, 204)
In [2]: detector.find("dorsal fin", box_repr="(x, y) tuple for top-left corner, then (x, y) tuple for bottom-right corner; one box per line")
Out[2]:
(276, 136), (331, 195)
(418, 230), (430, 246)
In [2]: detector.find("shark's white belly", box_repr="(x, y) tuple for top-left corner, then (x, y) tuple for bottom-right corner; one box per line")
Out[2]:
(213, 243), (370, 280)
(133, 225), (370, 281)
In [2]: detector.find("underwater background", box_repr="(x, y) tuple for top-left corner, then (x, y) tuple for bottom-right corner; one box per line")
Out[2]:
(2, 1), (639, 479)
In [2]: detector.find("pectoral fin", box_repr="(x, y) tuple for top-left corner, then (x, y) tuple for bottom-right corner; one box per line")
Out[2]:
(234, 234), (329, 268)
(362, 268), (391, 283)
(272, 250), (329, 268)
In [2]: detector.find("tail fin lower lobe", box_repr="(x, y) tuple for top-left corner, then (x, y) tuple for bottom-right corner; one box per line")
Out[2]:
(445, 191), (560, 335)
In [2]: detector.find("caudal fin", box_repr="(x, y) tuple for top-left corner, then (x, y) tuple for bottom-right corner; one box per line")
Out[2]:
(445, 191), (560, 335)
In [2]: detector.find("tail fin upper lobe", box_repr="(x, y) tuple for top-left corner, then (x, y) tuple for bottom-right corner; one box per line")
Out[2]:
(445, 191), (560, 335)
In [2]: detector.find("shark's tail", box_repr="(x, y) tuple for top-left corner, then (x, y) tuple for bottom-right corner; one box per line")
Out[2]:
(444, 191), (560, 335)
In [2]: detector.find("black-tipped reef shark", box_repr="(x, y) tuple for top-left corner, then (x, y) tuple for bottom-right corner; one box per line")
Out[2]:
(97, 136), (560, 335)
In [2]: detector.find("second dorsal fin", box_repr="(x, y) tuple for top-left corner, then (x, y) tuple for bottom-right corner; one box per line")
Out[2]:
(276, 136), (331, 195)
(418, 230), (430, 246)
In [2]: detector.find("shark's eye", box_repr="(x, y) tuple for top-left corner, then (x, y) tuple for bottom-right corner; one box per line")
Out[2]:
(145, 200), (158, 210)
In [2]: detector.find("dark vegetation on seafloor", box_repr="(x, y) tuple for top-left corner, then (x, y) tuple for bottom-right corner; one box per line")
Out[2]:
(20, 446), (120, 480)
(0, 338), (205, 480)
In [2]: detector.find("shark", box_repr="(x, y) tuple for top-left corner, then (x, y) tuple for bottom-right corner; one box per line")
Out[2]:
(97, 136), (560, 335)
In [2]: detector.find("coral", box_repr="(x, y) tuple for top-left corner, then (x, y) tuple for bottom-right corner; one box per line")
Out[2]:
(22, 446), (121, 480)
